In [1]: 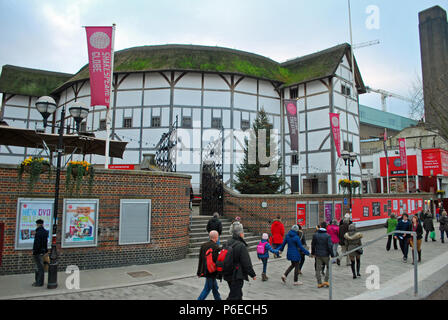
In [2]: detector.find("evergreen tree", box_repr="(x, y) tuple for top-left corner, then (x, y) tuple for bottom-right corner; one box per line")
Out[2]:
(234, 109), (284, 194)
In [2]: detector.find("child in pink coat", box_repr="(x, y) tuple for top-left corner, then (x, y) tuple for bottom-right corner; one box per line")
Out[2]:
(327, 220), (340, 265)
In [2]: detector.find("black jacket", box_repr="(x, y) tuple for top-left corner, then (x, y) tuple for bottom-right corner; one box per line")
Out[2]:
(33, 226), (48, 255)
(411, 222), (423, 240)
(197, 240), (220, 278)
(339, 219), (351, 245)
(224, 235), (256, 282)
(206, 217), (223, 235)
(311, 229), (334, 258)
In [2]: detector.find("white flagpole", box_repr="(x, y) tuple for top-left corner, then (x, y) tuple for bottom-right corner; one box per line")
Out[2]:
(297, 98), (301, 194)
(405, 139), (409, 193)
(105, 23), (116, 169)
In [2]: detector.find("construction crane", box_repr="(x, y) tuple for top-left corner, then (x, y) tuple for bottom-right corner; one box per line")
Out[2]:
(353, 39), (380, 50)
(365, 86), (413, 112)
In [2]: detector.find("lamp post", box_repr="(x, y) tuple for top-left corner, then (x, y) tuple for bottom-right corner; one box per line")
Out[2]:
(341, 150), (357, 213)
(36, 96), (88, 289)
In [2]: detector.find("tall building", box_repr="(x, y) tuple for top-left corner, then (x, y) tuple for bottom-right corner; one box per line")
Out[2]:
(419, 5), (448, 131)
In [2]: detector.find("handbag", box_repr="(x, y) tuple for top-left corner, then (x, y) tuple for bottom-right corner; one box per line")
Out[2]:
(356, 248), (363, 255)
(43, 253), (50, 271)
(430, 231), (436, 240)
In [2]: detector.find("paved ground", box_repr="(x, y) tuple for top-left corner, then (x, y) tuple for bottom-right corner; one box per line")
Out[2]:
(425, 281), (448, 300)
(1, 227), (447, 300)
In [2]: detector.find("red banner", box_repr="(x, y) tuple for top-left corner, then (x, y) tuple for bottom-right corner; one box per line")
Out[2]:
(296, 203), (306, 227)
(85, 26), (114, 108)
(422, 149), (448, 177)
(285, 100), (298, 151)
(329, 113), (341, 157)
(108, 164), (135, 170)
(398, 138), (407, 169)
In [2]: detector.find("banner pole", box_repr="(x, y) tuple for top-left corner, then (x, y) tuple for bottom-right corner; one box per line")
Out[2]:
(105, 23), (116, 169)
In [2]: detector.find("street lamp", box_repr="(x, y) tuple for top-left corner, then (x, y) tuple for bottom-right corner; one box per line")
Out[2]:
(69, 102), (89, 133)
(342, 150), (357, 213)
(36, 97), (88, 289)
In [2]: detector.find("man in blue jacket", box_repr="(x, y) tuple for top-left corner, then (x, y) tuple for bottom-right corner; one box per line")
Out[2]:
(394, 213), (412, 263)
(311, 221), (334, 288)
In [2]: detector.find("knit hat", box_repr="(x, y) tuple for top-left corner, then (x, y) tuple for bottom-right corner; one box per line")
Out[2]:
(235, 216), (241, 221)
(291, 225), (300, 232)
(262, 233), (269, 240)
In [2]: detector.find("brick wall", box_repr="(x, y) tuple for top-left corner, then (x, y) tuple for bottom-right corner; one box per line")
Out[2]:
(223, 187), (433, 238)
(0, 165), (191, 275)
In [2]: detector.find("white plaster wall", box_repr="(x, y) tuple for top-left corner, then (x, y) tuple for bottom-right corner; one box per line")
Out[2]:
(204, 74), (228, 90)
(259, 96), (279, 114)
(119, 74), (143, 90)
(236, 77), (257, 94)
(144, 89), (170, 106)
(173, 89), (201, 106)
(203, 91), (230, 107)
(307, 109), (331, 131)
(145, 72), (170, 88)
(306, 93), (329, 110)
(175, 73), (202, 89)
(234, 92), (257, 110)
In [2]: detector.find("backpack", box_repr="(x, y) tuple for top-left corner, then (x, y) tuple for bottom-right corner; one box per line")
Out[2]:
(216, 242), (237, 277)
(205, 248), (217, 274)
(256, 241), (267, 255)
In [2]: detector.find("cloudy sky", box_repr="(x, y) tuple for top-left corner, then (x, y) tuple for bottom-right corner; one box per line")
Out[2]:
(0, 0), (445, 117)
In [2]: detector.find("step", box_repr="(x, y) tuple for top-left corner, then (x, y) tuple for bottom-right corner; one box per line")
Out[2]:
(189, 229), (255, 238)
(186, 245), (258, 259)
(187, 238), (261, 254)
(189, 234), (260, 245)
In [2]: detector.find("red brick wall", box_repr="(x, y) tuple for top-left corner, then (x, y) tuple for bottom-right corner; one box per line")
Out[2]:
(0, 165), (191, 275)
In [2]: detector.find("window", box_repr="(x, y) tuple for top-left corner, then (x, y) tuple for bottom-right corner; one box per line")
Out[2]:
(343, 141), (354, 152)
(182, 116), (192, 128)
(151, 116), (161, 127)
(290, 87), (298, 99)
(362, 162), (373, 169)
(80, 122), (87, 132)
(99, 119), (106, 131)
(241, 120), (250, 131)
(123, 117), (132, 128)
(341, 84), (351, 97)
(119, 199), (151, 245)
(211, 118), (222, 129)
(291, 154), (299, 165)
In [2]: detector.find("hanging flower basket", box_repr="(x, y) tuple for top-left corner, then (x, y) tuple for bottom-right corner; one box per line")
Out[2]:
(17, 157), (51, 191)
(436, 190), (445, 198)
(66, 160), (95, 196)
(338, 179), (361, 194)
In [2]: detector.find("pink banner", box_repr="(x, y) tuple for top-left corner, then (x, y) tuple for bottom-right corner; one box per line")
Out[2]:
(398, 138), (407, 168)
(329, 113), (341, 158)
(285, 100), (299, 151)
(85, 26), (113, 108)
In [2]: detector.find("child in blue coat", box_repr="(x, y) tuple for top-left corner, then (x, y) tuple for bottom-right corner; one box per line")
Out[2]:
(257, 233), (279, 281)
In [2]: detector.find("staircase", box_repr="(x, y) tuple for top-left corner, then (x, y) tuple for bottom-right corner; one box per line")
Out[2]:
(186, 215), (260, 259)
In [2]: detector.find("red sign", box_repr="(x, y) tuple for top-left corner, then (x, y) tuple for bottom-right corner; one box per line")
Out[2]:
(85, 26), (114, 108)
(334, 203), (342, 221)
(108, 164), (135, 170)
(380, 155), (417, 177)
(329, 113), (341, 158)
(422, 149), (448, 177)
(285, 100), (298, 151)
(296, 203), (306, 227)
(398, 138), (407, 168)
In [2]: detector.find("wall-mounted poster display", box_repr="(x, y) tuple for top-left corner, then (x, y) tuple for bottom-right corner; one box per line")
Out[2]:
(372, 202), (381, 216)
(296, 202), (306, 227)
(363, 206), (369, 217)
(324, 202), (333, 224)
(15, 198), (54, 250)
(62, 199), (99, 248)
(334, 202), (342, 221)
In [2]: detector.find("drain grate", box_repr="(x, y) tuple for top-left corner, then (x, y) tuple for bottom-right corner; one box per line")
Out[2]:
(152, 281), (173, 287)
(127, 271), (153, 278)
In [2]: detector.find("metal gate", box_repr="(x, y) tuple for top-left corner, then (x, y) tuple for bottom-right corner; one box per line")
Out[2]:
(200, 128), (224, 216)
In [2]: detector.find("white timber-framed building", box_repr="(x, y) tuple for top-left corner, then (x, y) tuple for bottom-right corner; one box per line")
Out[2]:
(0, 43), (366, 194)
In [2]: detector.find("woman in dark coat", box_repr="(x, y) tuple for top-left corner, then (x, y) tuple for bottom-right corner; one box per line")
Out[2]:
(422, 210), (435, 242)
(440, 210), (448, 243)
(410, 215), (423, 264)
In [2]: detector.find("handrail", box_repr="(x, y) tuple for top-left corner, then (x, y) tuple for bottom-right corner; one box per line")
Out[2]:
(327, 230), (418, 300)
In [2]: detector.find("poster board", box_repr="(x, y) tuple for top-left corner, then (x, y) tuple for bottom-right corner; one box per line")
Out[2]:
(15, 198), (54, 250)
(296, 202), (306, 227)
(324, 202), (333, 224)
(62, 199), (99, 248)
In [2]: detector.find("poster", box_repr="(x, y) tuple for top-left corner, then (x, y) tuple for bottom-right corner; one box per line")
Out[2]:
(393, 200), (398, 211)
(334, 203), (342, 221)
(324, 203), (333, 224)
(62, 199), (99, 248)
(285, 100), (299, 151)
(363, 207), (369, 217)
(329, 113), (341, 158)
(296, 202), (306, 227)
(15, 198), (54, 250)
(372, 202), (381, 216)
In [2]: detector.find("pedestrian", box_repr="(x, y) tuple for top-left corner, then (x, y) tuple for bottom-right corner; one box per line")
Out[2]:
(344, 224), (363, 279)
(327, 220), (340, 265)
(297, 225), (308, 275)
(313, 224), (326, 275)
(436, 204), (441, 222)
(197, 230), (222, 300)
(311, 221), (334, 288)
(409, 215), (423, 264)
(339, 213), (352, 226)
(257, 233), (280, 281)
(206, 212), (222, 244)
(395, 213), (412, 263)
(224, 224), (256, 300)
(385, 214), (398, 251)
(439, 210), (448, 243)
(32, 219), (49, 287)
(278, 225), (311, 286)
(229, 216), (243, 236)
(339, 214), (351, 266)
(422, 210), (436, 242)
(270, 215), (285, 258)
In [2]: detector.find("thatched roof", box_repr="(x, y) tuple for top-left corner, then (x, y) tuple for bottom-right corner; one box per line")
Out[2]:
(0, 65), (73, 97)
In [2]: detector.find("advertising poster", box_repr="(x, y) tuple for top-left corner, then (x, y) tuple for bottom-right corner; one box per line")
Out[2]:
(285, 100), (299, 151)
(363, 207), (369, 217)
(324, 203), (333, 223)
(334, 203), (342, 221)
(62, 199), (99, 248)
(372, 202), (381, 216)
(296, 202), (306, 227)
(329, 113), (341, 158)
(15, 198), (54, 250)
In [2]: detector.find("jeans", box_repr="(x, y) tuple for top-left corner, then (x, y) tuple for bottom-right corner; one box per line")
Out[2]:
(284, 261), (300, 282)
(272, 243), (281, 257)
(441, 230), (448, 242)
(315, 256), (330, 284)
(386, 235), (398, 250)
(298, 254), (305, 271)
(261, 258), (268, 274)
(332, 243), (339, 259)
(398, 237), (409, 259)
(33, 254), (44, 286)
(198, 278), (221, 300)
(227, 279), (244, 300)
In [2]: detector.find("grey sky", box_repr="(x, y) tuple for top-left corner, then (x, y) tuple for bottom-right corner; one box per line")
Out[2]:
(0, 0), (445, 118)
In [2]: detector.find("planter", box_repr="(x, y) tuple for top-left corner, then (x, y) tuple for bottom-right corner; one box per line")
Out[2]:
(17, 157), (52, 191)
